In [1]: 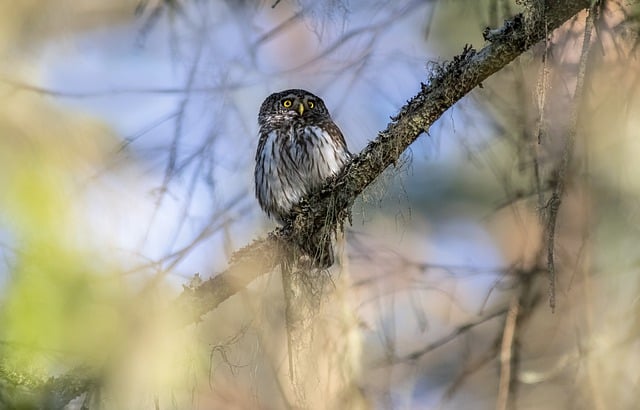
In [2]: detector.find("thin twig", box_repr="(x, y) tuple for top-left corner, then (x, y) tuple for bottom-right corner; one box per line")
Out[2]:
(374, 307), (509, 367)
(496, 295), (519, 410)
(545, 4), (595, 312)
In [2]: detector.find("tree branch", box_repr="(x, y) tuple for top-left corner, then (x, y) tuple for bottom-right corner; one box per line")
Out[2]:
(174, 0), (591, 323)
(545, 2), (595, 312)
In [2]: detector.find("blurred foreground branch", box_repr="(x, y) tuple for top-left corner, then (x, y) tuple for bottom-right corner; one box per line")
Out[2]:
(544, 3), (595, 311)
(174, 0), (591, 324)
(0, 365), (95, 409)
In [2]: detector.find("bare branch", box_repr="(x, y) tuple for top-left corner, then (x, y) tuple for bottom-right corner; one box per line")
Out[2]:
(174, 235), (283, 324)
(545, 3), (595, 311)
(496, 295), (519, 410)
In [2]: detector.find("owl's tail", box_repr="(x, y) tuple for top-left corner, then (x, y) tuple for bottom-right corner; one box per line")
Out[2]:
(303, 229), (335, 269)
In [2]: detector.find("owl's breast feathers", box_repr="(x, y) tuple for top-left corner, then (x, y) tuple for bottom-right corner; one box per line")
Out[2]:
(255, 90), (351, 224)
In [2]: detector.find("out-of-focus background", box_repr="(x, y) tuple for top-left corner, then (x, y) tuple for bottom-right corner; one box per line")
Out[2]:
(1, 0), (639, 408)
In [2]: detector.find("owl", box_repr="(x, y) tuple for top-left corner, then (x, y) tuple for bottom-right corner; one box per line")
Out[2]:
(254, 89), (351, 267)
(254, 89), (351, 224)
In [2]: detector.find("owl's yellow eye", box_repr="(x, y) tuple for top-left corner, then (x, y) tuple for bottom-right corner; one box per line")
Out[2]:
(283, 99), (292, 108)
(308, 101), (315, 109)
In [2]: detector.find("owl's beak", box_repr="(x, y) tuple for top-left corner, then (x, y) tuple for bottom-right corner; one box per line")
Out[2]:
(297, 103), (304, 116)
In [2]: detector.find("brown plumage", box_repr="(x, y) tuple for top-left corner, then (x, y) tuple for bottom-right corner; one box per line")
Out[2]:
(254, 89), (351, 265)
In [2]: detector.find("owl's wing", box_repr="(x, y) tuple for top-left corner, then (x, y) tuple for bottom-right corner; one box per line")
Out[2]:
(321, 120), (351, 156)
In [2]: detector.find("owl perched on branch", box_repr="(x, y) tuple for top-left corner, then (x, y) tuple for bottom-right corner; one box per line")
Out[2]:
(254, 89), (351, 266)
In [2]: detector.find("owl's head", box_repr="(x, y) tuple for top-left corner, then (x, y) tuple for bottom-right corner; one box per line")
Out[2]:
(258, 89), (330, 126)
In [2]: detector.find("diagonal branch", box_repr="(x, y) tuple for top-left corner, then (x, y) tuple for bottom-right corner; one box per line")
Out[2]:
(174, 0), (591, 324)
